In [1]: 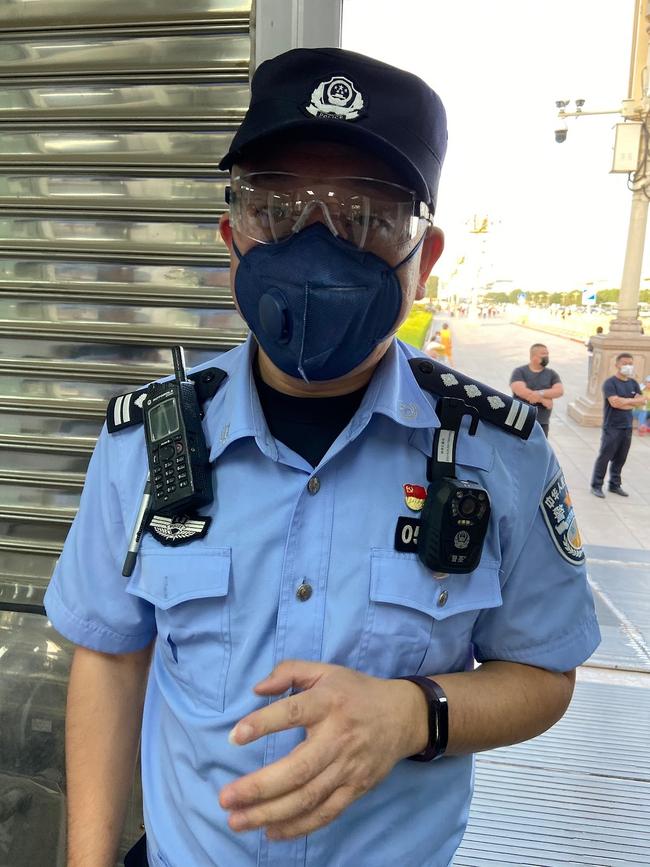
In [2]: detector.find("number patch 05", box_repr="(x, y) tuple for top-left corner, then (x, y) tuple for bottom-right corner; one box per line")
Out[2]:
(394, 516), (421, 553)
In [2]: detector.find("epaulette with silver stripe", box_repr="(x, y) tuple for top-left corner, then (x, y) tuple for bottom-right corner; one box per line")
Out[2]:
(409, 358), (537, 440)
(106, 367), (227, 434)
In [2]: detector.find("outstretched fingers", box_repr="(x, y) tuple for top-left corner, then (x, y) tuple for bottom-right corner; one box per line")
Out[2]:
(265, 785), (362, 840)
(227, 758), (349, 832)
(220, 731), (338, 811)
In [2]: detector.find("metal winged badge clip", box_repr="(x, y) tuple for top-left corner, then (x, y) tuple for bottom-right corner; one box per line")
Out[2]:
(148, 514), (212, 547)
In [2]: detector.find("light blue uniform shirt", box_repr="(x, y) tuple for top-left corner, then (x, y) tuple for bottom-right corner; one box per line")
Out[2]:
(45, 337), (600, 867)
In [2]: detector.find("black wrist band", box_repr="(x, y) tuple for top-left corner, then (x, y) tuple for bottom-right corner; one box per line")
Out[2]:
(399, 675), (449, 762)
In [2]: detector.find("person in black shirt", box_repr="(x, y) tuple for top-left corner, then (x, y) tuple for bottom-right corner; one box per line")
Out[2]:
(510, 343), (564, 437)
(590, 353), (645, 498)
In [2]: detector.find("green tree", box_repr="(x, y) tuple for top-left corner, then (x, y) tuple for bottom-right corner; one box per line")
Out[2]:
(425, 274), (439, 300)
(596, 289), (619, 303)
(482, 292), (509, 304)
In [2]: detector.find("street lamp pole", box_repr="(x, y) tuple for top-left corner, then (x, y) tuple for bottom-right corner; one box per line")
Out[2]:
(568, 0), (650, 425)
(611, 0), (649, 334)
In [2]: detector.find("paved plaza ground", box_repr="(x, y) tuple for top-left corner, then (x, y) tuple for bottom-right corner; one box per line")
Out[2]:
(448, 317), (650, 866)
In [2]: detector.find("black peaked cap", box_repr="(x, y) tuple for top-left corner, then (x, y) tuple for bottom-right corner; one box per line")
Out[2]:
(219, 47), (448, 211)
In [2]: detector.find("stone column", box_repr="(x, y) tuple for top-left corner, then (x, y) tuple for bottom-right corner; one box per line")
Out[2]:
(569, 187), (650, 425)
(611, 187), (648, 333)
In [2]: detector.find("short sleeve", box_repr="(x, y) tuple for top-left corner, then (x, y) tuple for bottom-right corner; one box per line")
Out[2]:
(602, 378), (616, 399)
(550, 369), (561, 386)
(44, 425), (156, 653)
(509, 366), (525, 384)
(472, 437), (600, 672)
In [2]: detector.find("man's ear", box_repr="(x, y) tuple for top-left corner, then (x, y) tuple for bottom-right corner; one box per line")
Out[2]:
(416, 227), (444, 300)
(219, 213), (233, 250)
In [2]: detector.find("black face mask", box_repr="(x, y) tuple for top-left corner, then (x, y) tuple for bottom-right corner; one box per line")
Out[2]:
(232, 222), (422, 382)
(540, 357), (549, 367)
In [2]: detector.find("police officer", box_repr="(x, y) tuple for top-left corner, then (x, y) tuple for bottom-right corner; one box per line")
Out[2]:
(45, 49), (600, 867)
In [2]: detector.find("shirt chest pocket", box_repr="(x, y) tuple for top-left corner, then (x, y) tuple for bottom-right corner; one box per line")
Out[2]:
(126, 548), (232, 712)
(357, 550), (502, 679)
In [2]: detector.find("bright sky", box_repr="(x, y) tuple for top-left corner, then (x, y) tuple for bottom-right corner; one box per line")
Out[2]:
(343, 0), (637, 292)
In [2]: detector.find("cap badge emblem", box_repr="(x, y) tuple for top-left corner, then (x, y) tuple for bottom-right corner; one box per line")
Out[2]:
(305, 75), (365, 121)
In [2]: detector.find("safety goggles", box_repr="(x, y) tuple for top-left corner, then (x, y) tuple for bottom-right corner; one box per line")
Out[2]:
(225, 172), (433, 251)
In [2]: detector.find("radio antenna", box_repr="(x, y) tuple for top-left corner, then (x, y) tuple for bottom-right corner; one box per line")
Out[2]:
(172, 345), (187, 383)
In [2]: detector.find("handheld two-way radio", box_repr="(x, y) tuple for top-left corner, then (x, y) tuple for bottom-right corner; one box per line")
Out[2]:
(122, 346), (213, 577)
(143, 346), (213, 516)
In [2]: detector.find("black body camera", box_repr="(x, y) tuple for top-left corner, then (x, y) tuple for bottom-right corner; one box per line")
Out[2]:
(417, 398), (491, 574)
(418, 478), (490, 573)
(143, 347), (212, 516)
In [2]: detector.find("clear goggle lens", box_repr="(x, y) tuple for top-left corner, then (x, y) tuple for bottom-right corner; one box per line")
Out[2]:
(227, 172), (432, 251)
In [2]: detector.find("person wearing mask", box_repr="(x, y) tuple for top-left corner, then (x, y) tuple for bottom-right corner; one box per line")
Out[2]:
(510, 344), (564, 437)
(44, 48), (599, 867)
(591, 353), (645, 497)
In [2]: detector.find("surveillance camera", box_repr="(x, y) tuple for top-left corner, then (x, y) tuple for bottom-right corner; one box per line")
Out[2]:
(555, 99), (570, 110)
(554, 119), (568, 143)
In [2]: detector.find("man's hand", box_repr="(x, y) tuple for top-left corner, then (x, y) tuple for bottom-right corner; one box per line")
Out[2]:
(511, 382), (552, 409)
(219, 661), (426, 840)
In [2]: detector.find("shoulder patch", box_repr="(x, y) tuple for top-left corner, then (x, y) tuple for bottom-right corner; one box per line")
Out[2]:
(540, 470), (585, 565)
(106, 367), (227, 434)
(409, 357), (537, 440)
(106, 387), (148, 433)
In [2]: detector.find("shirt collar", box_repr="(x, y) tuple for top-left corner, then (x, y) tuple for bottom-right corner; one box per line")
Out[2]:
(203, 336), (440, 463)
(347, 339), (439, 439)
(204, 336), (278, 463)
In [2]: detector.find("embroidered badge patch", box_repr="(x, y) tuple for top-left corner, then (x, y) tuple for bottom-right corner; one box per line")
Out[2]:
(540, 470), (585, 564)
(305, 75), (366, 120)
(148, 514), (211, 547)
(403, 483), (427, 512)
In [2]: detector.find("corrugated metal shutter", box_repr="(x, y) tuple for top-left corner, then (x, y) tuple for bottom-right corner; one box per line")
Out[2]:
(0, 0), (252, 605)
